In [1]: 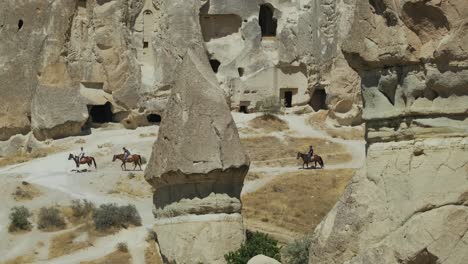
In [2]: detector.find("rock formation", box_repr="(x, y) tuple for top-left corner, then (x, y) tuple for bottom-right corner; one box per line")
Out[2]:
(248, 255), (282, 264)
(309, 0), (468, 263)
(144, 49), (249, 263)
(0, 0), (362, 148)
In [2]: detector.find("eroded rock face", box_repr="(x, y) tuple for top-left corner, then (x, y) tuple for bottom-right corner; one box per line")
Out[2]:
(145, 49), (249, 263)
(309, 1), (468, 263)
(247, 255), (282, 264)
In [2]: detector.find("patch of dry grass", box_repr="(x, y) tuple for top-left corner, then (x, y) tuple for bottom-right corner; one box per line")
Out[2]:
(249, 114), (289, 132)
(245, 172), (268, 181)
(0, 146), (62, 168)
(145, 240), (164, 264)
(48, 226), (95, 259)
(107, 174), (151, 198)
(241, 136), (351, 167)
(243, 169), (355, 234)
(2, 254), (35, 264)
(80, 250), (132, 264)
(308, 111), (364, 140)
(11, 182), (42, 201)
(139, 132), (157, 138)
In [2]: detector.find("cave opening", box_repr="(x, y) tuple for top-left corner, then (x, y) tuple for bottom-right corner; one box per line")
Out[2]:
(259, 4), (277, 37)
(239, 105), (248, 113)
(18, 19), (23, 30)
(310, 89), (328, 111)
(147, 114), (162, 123)
(209, 59), (221, 73)
(89, 102), (113, 123)
(238, 67), (244, 77)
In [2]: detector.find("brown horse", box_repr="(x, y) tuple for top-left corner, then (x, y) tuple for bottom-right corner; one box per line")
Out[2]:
(68, 153), (97, 169)
(112, 154), (142, 171)
(296, 152), (324, 169)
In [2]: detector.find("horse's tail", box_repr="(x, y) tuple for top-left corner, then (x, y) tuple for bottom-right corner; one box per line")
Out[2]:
(137, 155), (143, 166)
(319, 156), (324, 168)
(92, 157), (97, 169)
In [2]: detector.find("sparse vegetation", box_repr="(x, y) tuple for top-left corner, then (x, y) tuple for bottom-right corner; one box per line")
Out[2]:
(81, 249), (132, 264)
(255, 96), (282, 114)
(243, 169), (355, 234)
(249, 114), (289, 132)
(93, 203), (142, 230)
(224, 231), (281, 264)
(0, 147), (62, 168)
(11, 182), (42, 201)
(145, 240), (164, 264)
(117, 242), (129, 253)
(38, 206), (66, 230)
(283, 235), (313, 264)
(71, 199), (95, 219)
(48, 226), (94, 259)
(8, 206), (32, 232)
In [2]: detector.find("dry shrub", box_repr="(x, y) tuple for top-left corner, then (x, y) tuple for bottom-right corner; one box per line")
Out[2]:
(117, 242), (129, 253)
(283, 235), (313, 264)
(71, 199), (95, 219)
(8, 206), (32, 232)
(12, 182), (42, 201)
(93, 203), (142, 230)
(249, 114), (289, 132)
(38, 206), (66, 231)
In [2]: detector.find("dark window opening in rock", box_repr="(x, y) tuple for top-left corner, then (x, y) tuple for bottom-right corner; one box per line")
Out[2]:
(280, 88), (297, 108)
(89, 102), (113, 123)
(239, 105), (248, 113)
(238, 67), (244, 77)
(143, 41), (149, 48)
(259, 4), (277, 37)
(284, 91), (293, 107)
(310, 89), (328, 111)
(18, 19), (23, 30)
(147, 114), (161, 123)
(209, 59), (221, 73)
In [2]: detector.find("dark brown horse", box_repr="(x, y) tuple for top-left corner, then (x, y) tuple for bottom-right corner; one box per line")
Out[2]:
(296, 152), (324, 169)
(112, 154), (142, 171)
(68, 153), (97, 169)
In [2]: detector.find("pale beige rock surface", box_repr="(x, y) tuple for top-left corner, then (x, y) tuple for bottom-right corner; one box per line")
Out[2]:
(309, 1), (468, 263)
(247, 254), (282, 264)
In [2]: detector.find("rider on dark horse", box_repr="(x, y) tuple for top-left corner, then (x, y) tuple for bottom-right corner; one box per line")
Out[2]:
(78, 147), (85, 163)
(307, 145), (314, 162)
(123, 147), (131, 161)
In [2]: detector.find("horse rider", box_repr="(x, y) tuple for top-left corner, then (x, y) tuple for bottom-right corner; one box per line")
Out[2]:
(123, 147), (131, 161)
(78, 147), (85, 162)
(307, 145), (314, 162)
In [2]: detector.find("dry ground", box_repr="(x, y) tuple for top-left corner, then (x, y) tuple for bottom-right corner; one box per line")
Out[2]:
(243, 169), (355, 235)
(0, 146), (63, 168)
(80, 250), (132, 264)
(248, 114), (289, 132)
(308, 111), (364, 140)
(48, 225), (95, 259)
(144, 240), (163, 264)
(241, 136), (352, 167)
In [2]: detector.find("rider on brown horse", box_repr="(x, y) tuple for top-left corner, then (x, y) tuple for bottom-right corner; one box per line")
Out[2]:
(123, 147), (131, 161)
(78, 147), (85, 163)
(307, 145), (314, 162)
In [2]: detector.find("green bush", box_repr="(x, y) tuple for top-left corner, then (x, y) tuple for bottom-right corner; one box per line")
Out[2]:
(38, 206), (66, 230)
(93, 203), (142, 230)
(8, 206), (32, 232)
(225, 231), (281, 264)
(255, 96), (282, 114)
(71, 199), (95, 218)
(283, 236), (312, 264)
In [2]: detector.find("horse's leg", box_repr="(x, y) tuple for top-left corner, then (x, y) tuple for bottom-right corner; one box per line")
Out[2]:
(133, 161), (137, 171)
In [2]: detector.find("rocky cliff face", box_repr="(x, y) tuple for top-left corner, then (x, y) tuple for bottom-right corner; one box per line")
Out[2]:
(309, 0), (468, 263)
(0, 0), (361, 147)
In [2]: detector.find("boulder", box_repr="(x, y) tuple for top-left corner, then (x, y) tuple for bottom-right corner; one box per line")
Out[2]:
(247, 255), (282, 264)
